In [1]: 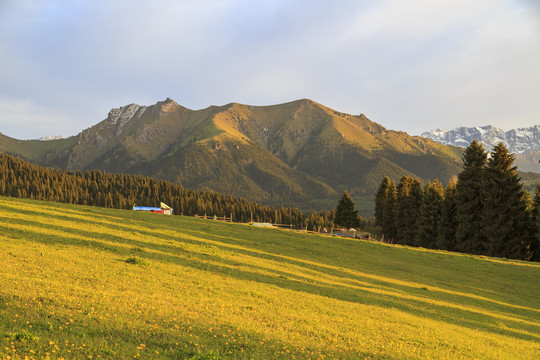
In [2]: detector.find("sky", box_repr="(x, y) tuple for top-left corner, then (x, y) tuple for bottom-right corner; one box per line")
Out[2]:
(0, 0), (539, 139)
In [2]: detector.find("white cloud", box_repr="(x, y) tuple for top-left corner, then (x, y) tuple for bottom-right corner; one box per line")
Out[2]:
(0, 0), (538, 138)
(0, 98), (74, 139)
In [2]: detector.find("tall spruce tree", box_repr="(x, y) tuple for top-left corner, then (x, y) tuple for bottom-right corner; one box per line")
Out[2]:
(416, 179), (444, 249)
(482, 143), (533, 260)
(334, 191), (360, 228)
(395, 176), (411, 244)
(438, 177), (458, 251)
(381, 180), (397, 242)
(533, 184), (540, 262)
(456, 140), (488, 255)
(395, 176), (423, 245)
(375, 176), (392, 227)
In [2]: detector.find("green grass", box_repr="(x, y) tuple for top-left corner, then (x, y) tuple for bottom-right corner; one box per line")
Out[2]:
(124, 256), (150, 266)
(1, 196), (539, 359)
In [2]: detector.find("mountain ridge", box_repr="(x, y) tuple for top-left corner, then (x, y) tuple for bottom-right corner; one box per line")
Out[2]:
(421, 125), (540, 172)
(1, 98), (464, 215)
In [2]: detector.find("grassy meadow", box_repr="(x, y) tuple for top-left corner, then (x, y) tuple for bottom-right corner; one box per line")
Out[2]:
(1, 196), (539, 359)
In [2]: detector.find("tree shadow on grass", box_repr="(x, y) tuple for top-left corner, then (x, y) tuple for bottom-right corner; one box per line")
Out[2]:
(2, 216), (540, 345)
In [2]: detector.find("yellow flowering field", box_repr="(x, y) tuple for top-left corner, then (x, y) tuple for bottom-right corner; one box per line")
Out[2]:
(1, 196), (539, 359)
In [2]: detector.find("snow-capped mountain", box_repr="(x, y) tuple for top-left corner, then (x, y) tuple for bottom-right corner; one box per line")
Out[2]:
(37, 135), (63, 141)
(421, 125), (540, 172)
(421, 125), (540, 155)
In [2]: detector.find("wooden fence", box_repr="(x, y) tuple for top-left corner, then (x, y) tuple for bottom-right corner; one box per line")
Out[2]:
(193, 213), (233, 222)
(191, 214), (371, 240)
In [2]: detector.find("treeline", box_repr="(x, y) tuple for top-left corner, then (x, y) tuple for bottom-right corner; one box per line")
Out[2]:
(1, 153), (370, 231)
(306, 207), (372, 233)
(375, 141), (539, 261)
(0, 153), (311, 225)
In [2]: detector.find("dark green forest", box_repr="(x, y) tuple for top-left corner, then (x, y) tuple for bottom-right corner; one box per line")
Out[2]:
(3, 140), (538, 262)
(0, 153), (351, 230)
(375, 141), (540, 261)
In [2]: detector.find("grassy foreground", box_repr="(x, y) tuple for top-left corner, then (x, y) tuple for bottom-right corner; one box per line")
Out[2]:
(1, 196), (539, 359)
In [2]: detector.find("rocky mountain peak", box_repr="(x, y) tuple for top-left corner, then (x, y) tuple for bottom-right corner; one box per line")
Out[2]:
(421, 125), (540, 155)
(105, 103), (148, 136)
(107, 104), (147, 126)
(421, 124), (540, 172)
(158, 98), (181, 113)
(38, 135), (63, 141)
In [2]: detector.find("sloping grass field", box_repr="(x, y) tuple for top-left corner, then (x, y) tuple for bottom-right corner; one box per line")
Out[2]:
(1, 196), (539, 359)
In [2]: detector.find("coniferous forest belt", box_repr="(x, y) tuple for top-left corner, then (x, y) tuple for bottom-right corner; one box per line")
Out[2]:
(375, 141), (540, 262)
(5, 143), (536, 263)
(0, 153), (356, 230)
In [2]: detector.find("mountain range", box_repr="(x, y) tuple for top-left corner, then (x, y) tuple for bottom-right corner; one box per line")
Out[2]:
(422, 125), (540, 172)
(1, 98), (466, 215)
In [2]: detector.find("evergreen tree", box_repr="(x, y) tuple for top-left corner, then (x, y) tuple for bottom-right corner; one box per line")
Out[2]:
(375, 176), (392, 227)
(415, 179), (444, 249)
(482, 143), (532, 260)
(438, 177), (458, 251)
(381, 181), (397, 242)
(396, 176), (423, 245)
(395, 176), (412, 243)
(0, 153), (312, 229)
(456, 140), (488, 254)
(533, 184), (540, 262)
(334, 191), (360, 228)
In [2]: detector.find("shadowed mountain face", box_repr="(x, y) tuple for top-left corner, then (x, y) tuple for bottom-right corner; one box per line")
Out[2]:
(0, 98), (463, 215)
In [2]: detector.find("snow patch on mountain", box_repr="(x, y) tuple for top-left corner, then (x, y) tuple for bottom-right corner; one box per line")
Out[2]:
(421, 125), (540, 155)
(108, 104), (147, 125)
(38, 135), (63, 141)
(107, 104), (147, 135)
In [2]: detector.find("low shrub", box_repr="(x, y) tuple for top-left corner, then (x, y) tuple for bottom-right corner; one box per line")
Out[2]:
(9, 330), (39, 342)
(124, 256), (149, 266)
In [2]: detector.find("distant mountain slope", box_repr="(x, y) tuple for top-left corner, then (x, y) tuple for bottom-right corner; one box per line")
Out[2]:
(422, 125), (540, 172)
(0, 98), (464, 215)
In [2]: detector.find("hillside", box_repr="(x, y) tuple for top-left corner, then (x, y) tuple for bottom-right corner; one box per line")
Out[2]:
(1, 197), (539, 359)
(0, 152), (321, 229)
(1, 99), (465, 215)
